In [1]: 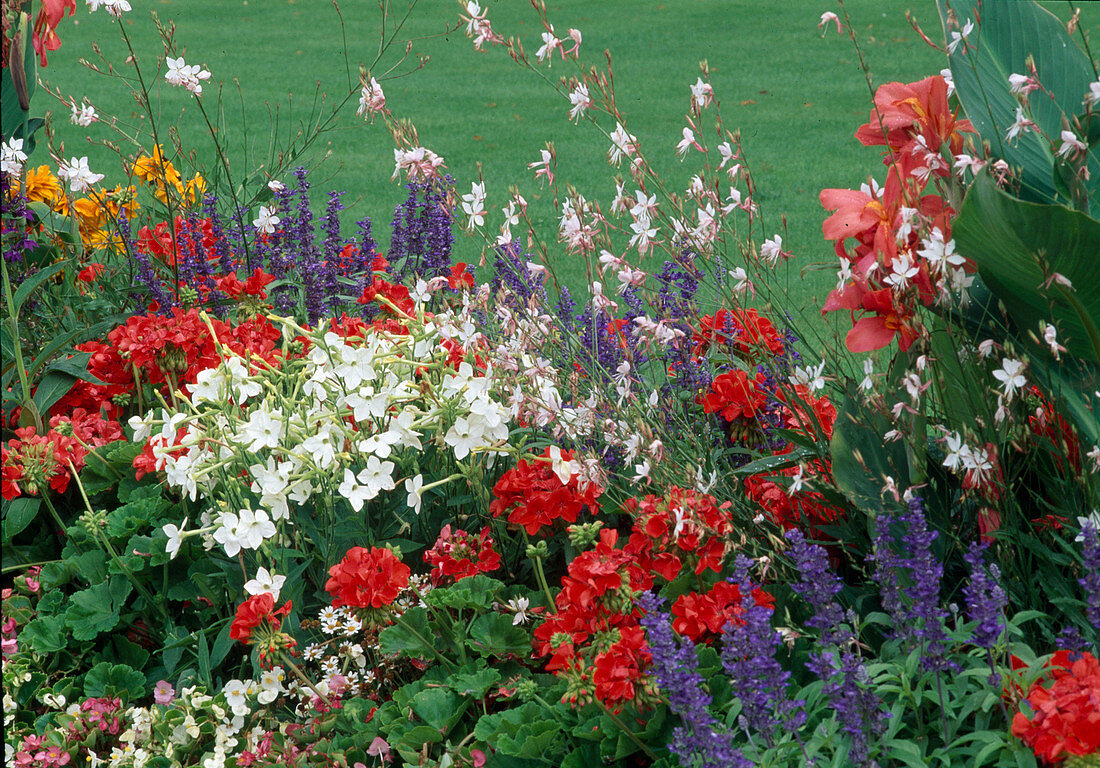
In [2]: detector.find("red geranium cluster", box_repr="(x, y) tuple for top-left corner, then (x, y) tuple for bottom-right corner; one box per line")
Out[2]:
(1, 409), (122, 500)
(230, 593), (293, 644)
(624, 487), (735, 580)
(424, 525), (502, 585)
(670, 580), (775, 644)
(693, 308), (785, 359)
(357, 275), (415, 317)
(54, 308), (283, 420)
(325, 546), (411, 609)
(702, 369), (771, 445)
(490, 447), (602, 536)
(1012, 650), (1100, 764)
(230, 593), (296, 666)
(533, 529), (655, 713)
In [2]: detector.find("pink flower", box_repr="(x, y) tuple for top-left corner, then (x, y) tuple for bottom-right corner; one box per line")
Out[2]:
(153, 680), (175, 705)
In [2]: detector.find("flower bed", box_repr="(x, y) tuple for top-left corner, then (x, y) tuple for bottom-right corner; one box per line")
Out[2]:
(2, 1), (1099, 767)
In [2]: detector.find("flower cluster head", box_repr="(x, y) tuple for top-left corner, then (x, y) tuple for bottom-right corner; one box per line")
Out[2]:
(423, 525), (502, 585)
(490, 446), (602, 535)
(533, 529), (656, 712)
(326, 546), (411, 610)
(230, 593), (295, 665)
(1012, 650), (1100, 763)
(2, 409), (122, 499)
(624, 487), (734, 580)
(165, 56), (212, 95)
(671, 579), (775, 645)
(693, 308), (785, 360)
(821, 75), (978, 353)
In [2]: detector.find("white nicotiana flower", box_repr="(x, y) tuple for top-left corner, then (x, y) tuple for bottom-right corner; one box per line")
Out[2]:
(244, 567), (286, 599)
(162, 518), (189, 560)
(236, 405), (284, 452)
(405, 474), (424, 514)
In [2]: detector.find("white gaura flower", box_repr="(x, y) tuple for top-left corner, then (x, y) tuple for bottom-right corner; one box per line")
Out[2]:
(1, 138), (28, 175)
(357, 77), (386, 118)
(568, 82), (591, 121)
(57, 156), (105, 192)
(244, 567), (286, 599)
(252, 206), (280, 234)
(405, 474), (424, 514)
(992, 357), (1027, 400)
(548, 445), (578, 484)
(690, 77), (713, 111)
(790, 360), (827, 393)
(506, 596), (532, 625)
(70, 101), (98, 127)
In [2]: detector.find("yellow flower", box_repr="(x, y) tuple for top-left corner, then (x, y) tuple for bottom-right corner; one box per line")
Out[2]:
(132, 144), (182, 190)
(183, 173), (206, 205)
(24, 165), (63, 208)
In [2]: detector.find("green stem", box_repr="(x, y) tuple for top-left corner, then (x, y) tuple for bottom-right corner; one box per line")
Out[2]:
(279, 650), (334, 709)
(38, 492), (68, 535)
(67, 461), (170, 622)
(0, 256), (39, 432)
(393, 612), (456, 671)
(1, 559), (62, 575)
(599, 701), (659, 762)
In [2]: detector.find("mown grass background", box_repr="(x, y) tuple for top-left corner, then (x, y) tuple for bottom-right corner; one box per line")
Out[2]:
(35, 0), (1095, 337)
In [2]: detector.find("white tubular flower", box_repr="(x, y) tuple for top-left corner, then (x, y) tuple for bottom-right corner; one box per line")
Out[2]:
(57, 157), (105, 192)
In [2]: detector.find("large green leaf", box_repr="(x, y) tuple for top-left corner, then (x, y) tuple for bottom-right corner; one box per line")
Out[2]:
(1, 497), (40, 543)
(953, 172), (1100, 362)
(1, 19), (38, 145)
(938, 0), (1099, 207)
(829, 386), (911, 518)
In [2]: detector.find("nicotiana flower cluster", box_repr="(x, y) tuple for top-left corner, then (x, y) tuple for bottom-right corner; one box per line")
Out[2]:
(136, 307), (515, 580)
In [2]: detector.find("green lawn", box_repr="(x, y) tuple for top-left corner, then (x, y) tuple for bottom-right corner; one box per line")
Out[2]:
(35, 0), (1095, 331)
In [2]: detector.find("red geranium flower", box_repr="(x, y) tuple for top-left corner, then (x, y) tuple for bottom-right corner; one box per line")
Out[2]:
(1012, 650), (1100, 764)
(424, 525), (502, 585)
(703, 369), (769, 424)
(76, 262), (105, 284)
(670, 580), (775, 644)
(448, 262), (476, 291)
(490, 447), (602, 536)
(230, 593), (292, 644)
(325, 546), (411, 609)
(625, 487), (735, 580)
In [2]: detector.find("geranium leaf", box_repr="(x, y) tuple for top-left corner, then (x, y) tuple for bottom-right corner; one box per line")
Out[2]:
(64, 576), (132, 642)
